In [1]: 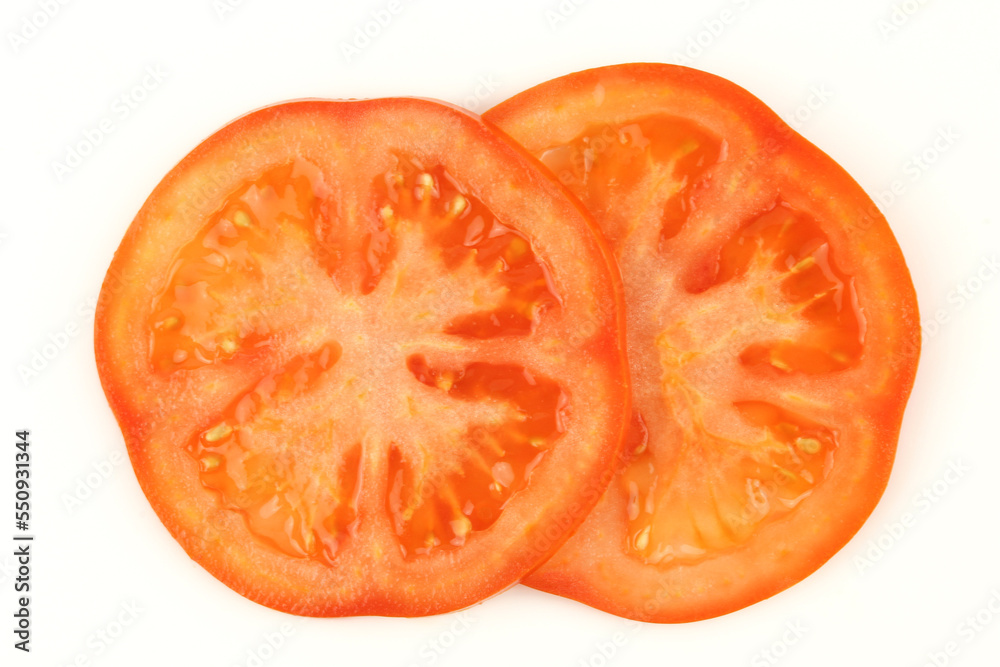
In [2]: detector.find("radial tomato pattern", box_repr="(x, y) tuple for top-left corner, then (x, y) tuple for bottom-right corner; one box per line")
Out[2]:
(486, 63), (920, 622)
(95, 98), (629, 617)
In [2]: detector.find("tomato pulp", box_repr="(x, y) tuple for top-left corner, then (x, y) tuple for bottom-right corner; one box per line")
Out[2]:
(96, 98), (629, 616)
(486, 64), (920, 622)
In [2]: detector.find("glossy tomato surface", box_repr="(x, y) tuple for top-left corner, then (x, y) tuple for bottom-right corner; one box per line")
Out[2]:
(96, 98), (629, 616)
(486, 64), (920, 622)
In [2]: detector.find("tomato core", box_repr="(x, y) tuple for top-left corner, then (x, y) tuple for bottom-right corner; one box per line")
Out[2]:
(146, 152), (580, 562)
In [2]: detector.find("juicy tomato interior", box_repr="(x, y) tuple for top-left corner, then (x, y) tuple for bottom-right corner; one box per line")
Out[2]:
(486, 64), (919, 622)
(621, 398), (836, 564)
(153, 157), (564, 560)
(548, 116), (874, 571)
(559, 121), (862, 565)
(97, 99), (627, 616)
(539, 115), (724, 248)
(187, 343), (359, 562)
(374, 155), (561, 336)
(391, 356), (566, 557)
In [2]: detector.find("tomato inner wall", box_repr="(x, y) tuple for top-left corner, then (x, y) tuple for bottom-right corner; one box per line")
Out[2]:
(151, 157), (571, 562)
(620, 400), (837, 563)
(374, 155), (561, 337)
(689, 201), (865, 374)
(540, 115), (723, 249)
(150, 160), (331, 372)
(539, 115), (864, 566)
(187, 344), (364, 563)
(389, 356), (567, 557)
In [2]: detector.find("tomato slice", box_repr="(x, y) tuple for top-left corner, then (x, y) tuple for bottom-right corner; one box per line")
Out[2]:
(95, 98), (629, 616)
(485, 64), (920, 622)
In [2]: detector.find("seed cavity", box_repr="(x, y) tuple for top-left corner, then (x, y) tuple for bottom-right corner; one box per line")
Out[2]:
(388, 358), (568, 559)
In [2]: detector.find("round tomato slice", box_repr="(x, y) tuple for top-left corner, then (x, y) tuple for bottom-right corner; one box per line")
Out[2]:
(95, 98), (629, 616)
(486, 64), (920, 622)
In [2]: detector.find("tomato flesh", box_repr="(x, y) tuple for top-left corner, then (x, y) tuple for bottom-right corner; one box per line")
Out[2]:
(150, 159), (330, 372)
(616, 191), (857, 565)
(486, 64), (920, 622)
(539, 115), (725, 247)
(621, 398), (837, 564)
(187, 343), (359, 563)
(390, 356), (566, 557)
(97, 99), (628, 616)
(151, 155), (571, 562)
(373, 155), (561, 337)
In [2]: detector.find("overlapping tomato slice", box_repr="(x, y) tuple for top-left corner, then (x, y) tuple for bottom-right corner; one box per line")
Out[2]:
(486, 64), (920, 622)
(95, 99), (629, 616)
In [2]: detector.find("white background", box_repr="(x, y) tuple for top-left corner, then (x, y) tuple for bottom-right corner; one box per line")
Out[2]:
(1, 0), (998, 665)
